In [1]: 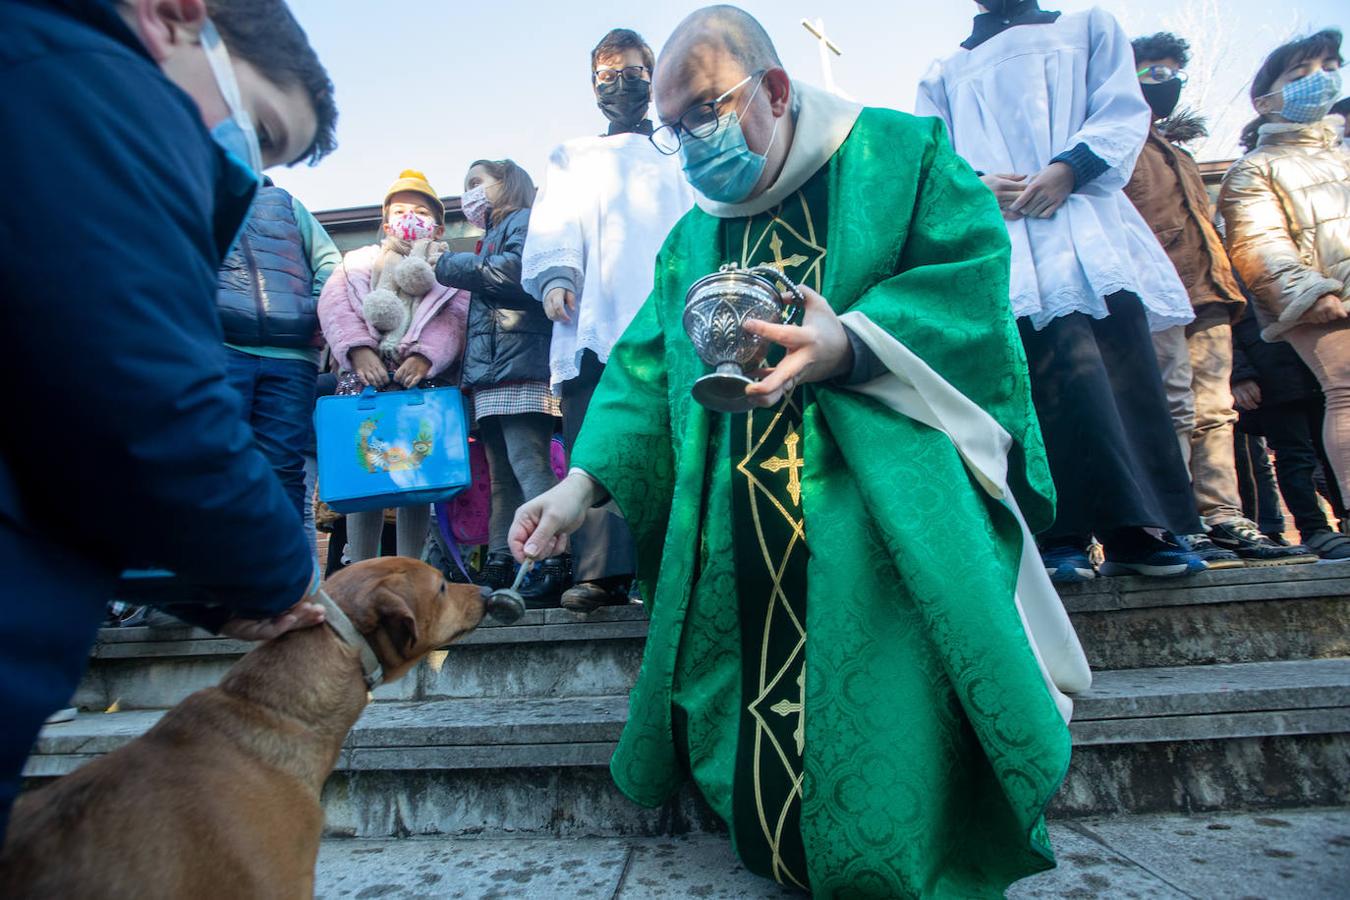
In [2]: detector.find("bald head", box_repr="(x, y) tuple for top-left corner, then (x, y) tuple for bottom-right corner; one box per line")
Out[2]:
(656, 5), (782, 88)
(652, 5), (795, 204)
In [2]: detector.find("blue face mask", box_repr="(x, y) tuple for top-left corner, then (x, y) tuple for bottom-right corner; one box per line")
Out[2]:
(200, 19), (263, 173)
(1275, 68), (1342, 124)
(679, 75), (781, 204)
(199, 19), (264, 255)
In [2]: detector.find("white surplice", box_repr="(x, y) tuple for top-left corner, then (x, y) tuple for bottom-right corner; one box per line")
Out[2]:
(917, 7), (1193, 332)
(521, 133), (694, 388)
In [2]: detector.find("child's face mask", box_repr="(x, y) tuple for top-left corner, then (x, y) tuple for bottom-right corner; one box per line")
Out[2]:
(387, 210), (437, 242)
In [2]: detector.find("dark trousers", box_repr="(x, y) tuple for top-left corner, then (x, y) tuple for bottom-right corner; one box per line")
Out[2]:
(1251, 399), (1346, 538)
(1234, 433), (1286, 536)
(224, 349), (316, 520)
(1018, 292), (1203, 544)
(561, 350), (636, 584)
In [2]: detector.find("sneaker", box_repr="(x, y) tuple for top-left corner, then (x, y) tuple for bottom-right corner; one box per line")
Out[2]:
(1263, 532), (1291, 546)
(44, 707), (77, 726)
(1178, 534), (1245, 571)
(561, 580), (632, 614)
(1303, 529), (1350, 562)
(1100, 530), (1206, 578)
(1041, 545), (1095, 583)
(1208, 519), (1318, 567)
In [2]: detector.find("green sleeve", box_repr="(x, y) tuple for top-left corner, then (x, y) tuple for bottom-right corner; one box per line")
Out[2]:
(292, 196), (343, 298)
(839, 118), (1055, 529)
(569, 284), (676, 597)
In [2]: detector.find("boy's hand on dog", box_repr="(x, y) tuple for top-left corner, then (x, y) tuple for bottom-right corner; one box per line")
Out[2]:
(220, 598), (326, 642)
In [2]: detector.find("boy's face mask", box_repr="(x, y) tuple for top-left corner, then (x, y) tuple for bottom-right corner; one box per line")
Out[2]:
(198, 18), (264, 257)
(200, 19), (264, 175)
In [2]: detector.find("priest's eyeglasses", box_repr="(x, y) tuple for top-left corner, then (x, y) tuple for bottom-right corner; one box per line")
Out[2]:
(594, 65), (651, 86)
(650, 70), (765, 155)
(1136, 65), (1188, 85)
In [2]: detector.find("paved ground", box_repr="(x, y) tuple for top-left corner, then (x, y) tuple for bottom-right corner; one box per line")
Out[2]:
(315, 807), (1349, 899)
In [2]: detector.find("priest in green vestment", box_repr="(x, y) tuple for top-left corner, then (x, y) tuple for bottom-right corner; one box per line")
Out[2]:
(510, 6), (1093, 897)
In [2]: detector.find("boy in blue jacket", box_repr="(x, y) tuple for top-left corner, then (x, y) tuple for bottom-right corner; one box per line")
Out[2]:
(0, 0), (338, 839)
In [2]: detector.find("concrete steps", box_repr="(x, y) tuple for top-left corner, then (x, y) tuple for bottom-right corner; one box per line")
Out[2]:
(32, 656), (1350, 833)
(77, 605), (650, 710)
(1060, 564), (1350, 669)
(24, 566), (1350, 835)
(74, 567), (1350, 712)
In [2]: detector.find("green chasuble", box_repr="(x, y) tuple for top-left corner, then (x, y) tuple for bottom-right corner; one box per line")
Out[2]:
(570, 106), (1070, 898)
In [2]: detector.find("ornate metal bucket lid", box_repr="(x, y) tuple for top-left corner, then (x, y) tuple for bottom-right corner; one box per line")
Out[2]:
(684, 264), (784, 306)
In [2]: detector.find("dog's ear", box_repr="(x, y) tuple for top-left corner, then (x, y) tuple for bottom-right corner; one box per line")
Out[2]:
(371, 585), (420, 656)
(346, 575), (420, 659)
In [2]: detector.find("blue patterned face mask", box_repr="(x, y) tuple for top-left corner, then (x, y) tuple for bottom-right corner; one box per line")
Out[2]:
(1274, 68), (1342, 124)
(679, 74), (780, 204)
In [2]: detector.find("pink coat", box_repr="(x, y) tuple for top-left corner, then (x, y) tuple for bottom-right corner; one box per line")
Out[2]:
(318, 243), (469, 378)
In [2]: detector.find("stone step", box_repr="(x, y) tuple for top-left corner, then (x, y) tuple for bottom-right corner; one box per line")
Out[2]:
(1060, 564), (1350, 670)
(77, 605), (650, 711)
(77, 568), (1350, 710)
(30, 659), (1350, 832)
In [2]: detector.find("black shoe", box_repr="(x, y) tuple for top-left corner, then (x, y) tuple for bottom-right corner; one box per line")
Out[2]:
(519, 556), (571, 609)
(1208, 520), (1318, 566)
(561, 580), (633, 614)
(1178, 533), (1244, 570)
(478, 551), (516, 591)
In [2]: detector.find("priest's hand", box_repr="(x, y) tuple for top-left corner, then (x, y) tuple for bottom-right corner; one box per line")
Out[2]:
(508, 472), (599, 562)
(741, 286), (852, 408)
(1009, 162), (1074, 219)
(545, 287), (577, 323)
(979, 173), (1028, 220)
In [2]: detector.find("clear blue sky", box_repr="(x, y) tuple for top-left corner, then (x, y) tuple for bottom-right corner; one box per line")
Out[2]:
(275, 0), (1350, 212)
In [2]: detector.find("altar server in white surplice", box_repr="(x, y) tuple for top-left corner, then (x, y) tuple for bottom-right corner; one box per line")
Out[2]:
(918, 2), (1206, 583)
(521, 27), (693, 613)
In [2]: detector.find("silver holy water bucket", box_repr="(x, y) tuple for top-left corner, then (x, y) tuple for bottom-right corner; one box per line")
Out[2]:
(681, 264), (805, 413)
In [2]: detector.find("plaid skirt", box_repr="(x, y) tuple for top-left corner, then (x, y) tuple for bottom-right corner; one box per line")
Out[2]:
(471, 380), (559, 422)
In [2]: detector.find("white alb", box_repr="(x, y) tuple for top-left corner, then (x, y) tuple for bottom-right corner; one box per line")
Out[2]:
(917, 7), (1193, 332)
(522, 132), (695, 387)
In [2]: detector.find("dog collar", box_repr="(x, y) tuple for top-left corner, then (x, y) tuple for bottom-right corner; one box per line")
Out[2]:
(315, 590), (385, 690)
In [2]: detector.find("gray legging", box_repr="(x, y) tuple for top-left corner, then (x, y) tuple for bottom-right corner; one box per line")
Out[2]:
(348, 504), (431, 562)
(478, 412), (559, 553)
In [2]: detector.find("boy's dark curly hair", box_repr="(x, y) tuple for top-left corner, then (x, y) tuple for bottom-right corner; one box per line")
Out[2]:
(208, 0), (338, 166)
(1132, 32), (1191, 68)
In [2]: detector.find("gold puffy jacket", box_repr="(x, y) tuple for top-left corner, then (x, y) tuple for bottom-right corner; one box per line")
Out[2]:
(1219, 117), (1350, 340)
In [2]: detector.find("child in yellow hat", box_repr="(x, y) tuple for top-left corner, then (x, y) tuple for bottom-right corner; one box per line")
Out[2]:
(317, 169), (470, 562)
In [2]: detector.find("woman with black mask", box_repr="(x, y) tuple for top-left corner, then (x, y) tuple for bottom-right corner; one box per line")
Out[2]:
(520, 29), (693, 614)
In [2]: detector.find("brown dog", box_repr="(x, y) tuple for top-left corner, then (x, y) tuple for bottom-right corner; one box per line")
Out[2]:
(0, 558), (484, 899)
